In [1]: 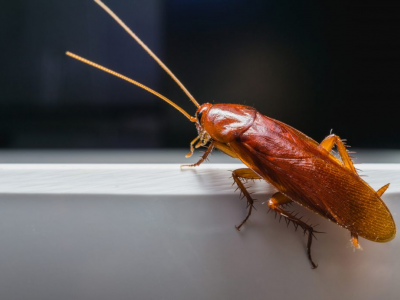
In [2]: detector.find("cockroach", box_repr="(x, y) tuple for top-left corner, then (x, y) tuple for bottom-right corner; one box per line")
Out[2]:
(66, 0), (396, 268)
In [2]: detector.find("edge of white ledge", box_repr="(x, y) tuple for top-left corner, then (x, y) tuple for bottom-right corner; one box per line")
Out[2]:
(0, 163), (399, 196)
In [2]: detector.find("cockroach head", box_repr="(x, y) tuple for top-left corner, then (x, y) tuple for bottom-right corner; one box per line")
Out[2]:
(195, 103), (213, 132)
(185, 103), (213, 158)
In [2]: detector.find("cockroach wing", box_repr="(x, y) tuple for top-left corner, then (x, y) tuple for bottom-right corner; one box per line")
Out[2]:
(228, 112), (396, 242)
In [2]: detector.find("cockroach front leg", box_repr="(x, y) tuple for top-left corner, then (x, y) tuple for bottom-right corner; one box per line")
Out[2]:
(232, 168), (262, 231)
(181, 141), (215, 168)
(267, 192), (319, 269)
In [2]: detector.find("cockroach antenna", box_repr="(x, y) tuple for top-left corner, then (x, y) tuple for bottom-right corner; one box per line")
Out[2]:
(66, 0), (201, 121)
(93, 0), (200, 108)
(65, 52), (196, 122)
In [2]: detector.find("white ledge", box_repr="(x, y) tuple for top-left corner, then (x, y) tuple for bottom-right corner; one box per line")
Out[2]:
(0, 163), (399, 196)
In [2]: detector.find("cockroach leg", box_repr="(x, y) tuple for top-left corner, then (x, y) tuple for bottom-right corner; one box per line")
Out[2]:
(351, 232), (362, 250)
(194, 139), (204, 149)
(319, 134), (356, 173)
(181, 142), (215, 168)
(185, 136), (200, 158)
(213, 141), (238, 158)
(232, 168), (262, 231)
(268, 192), (318, 269)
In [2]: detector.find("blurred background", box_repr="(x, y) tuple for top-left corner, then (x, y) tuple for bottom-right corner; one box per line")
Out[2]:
(1, 0), (399, 150)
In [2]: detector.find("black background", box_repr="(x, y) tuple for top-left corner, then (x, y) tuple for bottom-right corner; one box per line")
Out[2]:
(1, 0), (399, 149)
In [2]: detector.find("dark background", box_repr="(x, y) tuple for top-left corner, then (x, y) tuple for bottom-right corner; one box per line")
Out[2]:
(1, 0), (399, 149)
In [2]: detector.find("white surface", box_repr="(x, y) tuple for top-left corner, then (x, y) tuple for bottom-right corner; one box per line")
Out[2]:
(0, 163), (399, 195)
(0, 163), (399, 300)
(0, 149), (400, 163)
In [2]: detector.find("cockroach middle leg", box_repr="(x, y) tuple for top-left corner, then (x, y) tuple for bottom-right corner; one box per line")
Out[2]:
(268, 192), (319, 269)
(213, 141), (238, 159)
(232, 168), (262, 231)
(181, 142), (215, 168)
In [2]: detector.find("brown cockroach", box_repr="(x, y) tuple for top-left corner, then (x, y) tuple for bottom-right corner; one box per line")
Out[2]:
(66, 0), (396, 268)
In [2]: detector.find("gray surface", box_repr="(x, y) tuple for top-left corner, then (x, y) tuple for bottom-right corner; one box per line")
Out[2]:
(0, 150), (399, 300)
(0, 148), (400, 163)
(0, 193), (398, 300)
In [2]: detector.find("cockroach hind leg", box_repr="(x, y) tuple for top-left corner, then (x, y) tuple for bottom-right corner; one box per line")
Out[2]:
(268, 192), (319, 269)
(319, 134), (357, 174)
(351, 232), (363, 251)
(307, 228), (319, 269)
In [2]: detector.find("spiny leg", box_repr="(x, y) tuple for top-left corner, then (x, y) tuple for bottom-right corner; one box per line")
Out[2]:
(232, 168), (262, 231)
(322, 134), (391, 199)
(319, 133), (356, 173)
(268, 192), (318, 269)
(181, 141), (215, 168)
(320, 134), (379, 250)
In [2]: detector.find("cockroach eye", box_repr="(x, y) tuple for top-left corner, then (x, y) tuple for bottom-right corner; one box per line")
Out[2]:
(197, 111), (203, 123)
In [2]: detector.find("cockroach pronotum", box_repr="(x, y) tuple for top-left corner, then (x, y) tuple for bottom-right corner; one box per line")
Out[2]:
(66, 0), (396, 268)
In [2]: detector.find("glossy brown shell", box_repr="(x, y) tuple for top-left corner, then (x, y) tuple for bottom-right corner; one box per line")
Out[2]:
(204, 104), (396, 242)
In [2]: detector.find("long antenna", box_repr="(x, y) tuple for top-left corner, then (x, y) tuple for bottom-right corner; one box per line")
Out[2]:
(94, 0), (200, 108)
(66, 51), (197, 122)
